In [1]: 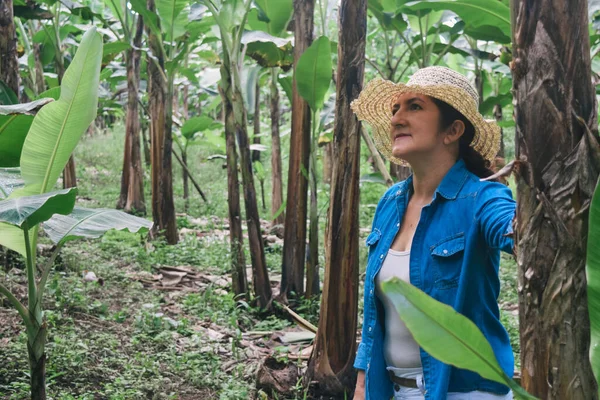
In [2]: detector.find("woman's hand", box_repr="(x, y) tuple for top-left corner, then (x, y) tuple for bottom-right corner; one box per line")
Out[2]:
(353, 370), (366, 400)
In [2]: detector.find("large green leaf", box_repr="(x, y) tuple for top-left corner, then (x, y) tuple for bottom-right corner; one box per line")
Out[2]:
(248, 0), (293, 36)
(381, 278), (538, 399)
(587, 177), (600, 391)
(403, 0), (511, 43)
(0, 80), (18, 105)
(156, 0), (189, 40)
(130, 0), (161, 38)
(368, 0), (408, 33)
(0, 114), (34, 168)
(0, 188), (76, 229)
(243, 31), (294, 70)
(295, 36), (332, 112)
(0, 168), (23, 199)
(13, 27), (102, 197)
(43, 206), (152, 244)
(0, 28), (102, 256)
(181, 116), (221, 139)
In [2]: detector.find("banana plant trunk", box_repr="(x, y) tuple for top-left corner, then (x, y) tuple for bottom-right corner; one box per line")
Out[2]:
(146, 0), (177, 244)
(182, 150), (189, 213)
(117, 15), (146, 215)
(219, 82), (248, 299)
(511, 0), (600, 398)
(28, 326), (47, 400)
(306, 0), (366, 394)
(220, 46), (271, 309)
(306, 151), (319, 298)
(494, 104), (504, 159)
(0, 0), (20, 100)
(280, 0), (314, 299)
(269, 68), (285, 228)
(252, 80), (261, 162)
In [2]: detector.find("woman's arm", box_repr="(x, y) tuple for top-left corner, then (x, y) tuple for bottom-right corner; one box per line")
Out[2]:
(476, 182), (516, 254)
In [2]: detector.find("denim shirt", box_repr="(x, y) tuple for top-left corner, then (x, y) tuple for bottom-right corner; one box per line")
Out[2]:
(355, 159), (516, 400)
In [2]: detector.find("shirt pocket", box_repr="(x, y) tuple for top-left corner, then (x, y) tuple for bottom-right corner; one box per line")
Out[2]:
(430, 232), (465, 289)
(365, 228), (382, 258)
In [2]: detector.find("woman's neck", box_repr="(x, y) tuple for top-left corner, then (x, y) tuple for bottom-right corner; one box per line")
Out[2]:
(409, 157), (457, 203)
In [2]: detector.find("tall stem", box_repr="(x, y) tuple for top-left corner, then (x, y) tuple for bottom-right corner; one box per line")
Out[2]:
(22, 224), (39, 322)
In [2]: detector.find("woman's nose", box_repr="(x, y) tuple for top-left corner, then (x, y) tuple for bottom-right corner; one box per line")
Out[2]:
(391, 109), (407, 127)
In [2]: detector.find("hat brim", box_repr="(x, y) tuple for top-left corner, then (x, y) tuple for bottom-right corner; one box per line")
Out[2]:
(351, 78), (501, 166)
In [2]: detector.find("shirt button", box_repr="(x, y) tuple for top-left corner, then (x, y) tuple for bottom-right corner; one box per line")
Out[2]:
(396, 223), (400, 227)
(443, 249), (448, 255)
(380, 254), (384, 259)
(368, 326), (372, 332)
(370, 289), (373, 295)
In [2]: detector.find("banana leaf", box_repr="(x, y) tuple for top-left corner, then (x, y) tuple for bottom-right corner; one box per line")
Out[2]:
(295, 35), (333, 112)
(0, 168), (23, 199)
(0, 27), (102, 255)
(43, 206), (152, 245)
(587, 177), (600, 394)
(0, 188), (77, 228)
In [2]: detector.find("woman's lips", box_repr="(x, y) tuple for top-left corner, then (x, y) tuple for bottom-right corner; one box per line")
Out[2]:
(394, 133), (411, 141)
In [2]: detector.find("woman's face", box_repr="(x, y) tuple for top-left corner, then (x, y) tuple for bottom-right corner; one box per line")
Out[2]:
(389, 92), (450, 162)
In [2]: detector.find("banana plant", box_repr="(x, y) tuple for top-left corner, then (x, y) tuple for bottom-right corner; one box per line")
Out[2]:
(0, 28), (153, 399)
(587, 177), (600, 395)
(294, 35), (334, 298)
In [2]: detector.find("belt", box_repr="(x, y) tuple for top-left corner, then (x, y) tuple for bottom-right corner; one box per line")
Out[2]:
(388, 371), (419, 389)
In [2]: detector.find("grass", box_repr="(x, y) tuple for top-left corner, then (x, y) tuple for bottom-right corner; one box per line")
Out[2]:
(0, 118), (520, 398)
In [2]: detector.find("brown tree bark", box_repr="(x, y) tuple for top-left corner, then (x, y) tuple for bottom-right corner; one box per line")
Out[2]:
(117, 15), (146, 215)
(280, 0), (314, 299)
(389, 163), (411, 181)
(62, 156), (77, 188)
(219, 84), (248, 299)
(0, 0), (19, 100)
(494, 104), (505, 158)
(28, 340), (47, 400)
(305, 0), (366, 394)
(511, 1), (600, 398)
(270, 68), (285, 228)
(252, 79), (261, 162)
(147, 0), (177, 244)
(219, 36), (271, 309)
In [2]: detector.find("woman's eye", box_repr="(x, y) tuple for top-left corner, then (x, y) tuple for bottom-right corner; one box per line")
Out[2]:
(410, 103), (421, 110)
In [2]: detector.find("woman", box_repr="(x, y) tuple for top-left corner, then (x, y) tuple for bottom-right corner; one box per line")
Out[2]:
(350, 67), (516, 400)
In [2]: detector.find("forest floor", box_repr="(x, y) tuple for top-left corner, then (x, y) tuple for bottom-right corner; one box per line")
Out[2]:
(0, 125), (520, 399)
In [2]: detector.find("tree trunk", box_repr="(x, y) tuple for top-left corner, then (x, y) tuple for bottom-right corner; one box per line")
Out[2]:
(141, 121), (151, 167)
(0, 0), (20, 101)
(270, 68), (285, 228)
(220, 41), (271, 310)
(281, 0), (314, 299)
(28, 344), (46, 400)
(219, 83), (248, 299)
(511, 1), (600, 398)
(389, 163), (411, 182)
(182, 150), (189, 213)
(494, 104), (505, 158)
(147, 0), (177, 244)
(117, 15), (146, 215)
(183, 84), (189, 119)
(252, 79), (261, 162)
(306, 149), (319, 298)
(305, 0), (366, 395)
(62, 156), (77, 188)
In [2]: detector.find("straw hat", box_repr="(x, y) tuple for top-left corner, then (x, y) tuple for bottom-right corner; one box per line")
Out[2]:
(351, 66), (501, 166)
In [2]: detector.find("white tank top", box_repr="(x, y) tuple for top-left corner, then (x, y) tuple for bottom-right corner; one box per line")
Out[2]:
(375, 249), (422, 368)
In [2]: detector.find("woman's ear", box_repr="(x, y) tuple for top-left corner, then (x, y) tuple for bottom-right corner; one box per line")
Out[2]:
(443, 120), (465, 145)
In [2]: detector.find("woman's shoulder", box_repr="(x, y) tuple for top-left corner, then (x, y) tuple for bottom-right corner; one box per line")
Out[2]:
(461, 171), (515, 206)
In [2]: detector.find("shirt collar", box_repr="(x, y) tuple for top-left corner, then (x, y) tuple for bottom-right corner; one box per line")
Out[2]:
(435, 159), (469, 200)
(396, 159), (469, 201)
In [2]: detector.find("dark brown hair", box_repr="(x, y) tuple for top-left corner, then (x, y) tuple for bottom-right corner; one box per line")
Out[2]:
(431, 98), (497, 181)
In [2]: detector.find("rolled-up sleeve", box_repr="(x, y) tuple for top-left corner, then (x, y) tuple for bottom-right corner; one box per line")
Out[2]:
(476, 182), (516, 254)
(354, 341), (368, 370)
